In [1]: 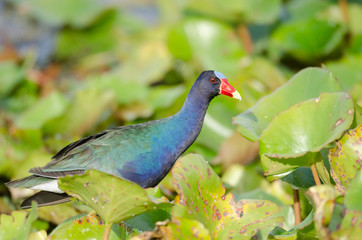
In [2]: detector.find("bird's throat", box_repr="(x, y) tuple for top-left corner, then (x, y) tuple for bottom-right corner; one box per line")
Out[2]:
(173, 88), (212, 151)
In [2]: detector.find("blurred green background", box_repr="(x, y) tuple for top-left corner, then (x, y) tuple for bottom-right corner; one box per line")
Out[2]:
(0, 0), (361, 236)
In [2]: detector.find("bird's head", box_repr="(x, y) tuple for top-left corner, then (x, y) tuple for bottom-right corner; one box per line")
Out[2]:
(196, 70), (241, 101)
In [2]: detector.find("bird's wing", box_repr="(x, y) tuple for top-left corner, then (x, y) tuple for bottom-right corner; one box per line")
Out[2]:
(29, 124), (156, 178)
(28, 128), (114, 177)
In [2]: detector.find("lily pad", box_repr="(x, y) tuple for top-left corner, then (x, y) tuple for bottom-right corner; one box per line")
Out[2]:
(307, 185), (337, 240)
(326, 54), (362, 90)
(49, 212), (136, 240)
(0, 202), (37, 240)
(56, 10), (118, 59)
(328, 124), (362, 194)
(268, 208), (317, 240)
(18, 0), (107, 27)
(260, 92), (354, 158)
(186, 0), (281, 24)
(237, 0), (281, 24)
(0, 61), (24, 97)
(58, 170), (170, 224)
(174, 18), (245, 78)
(261, 150), (320, 179)
(15, 91), (68, 130)
(330, 209), (362, 239)
(125, 208), (171, 232)
(344, 169), (362, 211)
(43, 87), (115, 136)
(233, 67), (342, 141)
(269, 18), (346, 62)
(308, 185), (362, 239)
(118, 39), (172, 85)
(281, 167), (316, 190)
(88, 73), (149, 104)
(171, 154), (283, 239)
(286, 0), (331, 21)
(167, 217), (212, 240)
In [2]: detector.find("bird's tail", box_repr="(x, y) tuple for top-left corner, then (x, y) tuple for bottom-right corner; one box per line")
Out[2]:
(6, 175), (70, 209)
(6, 175), (46, 188)
(20, 191), (70, 209)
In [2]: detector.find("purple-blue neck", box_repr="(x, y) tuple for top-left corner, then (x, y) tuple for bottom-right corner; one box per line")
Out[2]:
(172, 84), (214, 148)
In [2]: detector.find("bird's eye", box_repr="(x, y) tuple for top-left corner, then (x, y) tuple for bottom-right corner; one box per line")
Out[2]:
(210, 78), (216, 83)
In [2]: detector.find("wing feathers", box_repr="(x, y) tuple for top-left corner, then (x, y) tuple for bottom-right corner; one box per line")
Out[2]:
(52, 130), (109, 159)
(29, 167), (84, 178)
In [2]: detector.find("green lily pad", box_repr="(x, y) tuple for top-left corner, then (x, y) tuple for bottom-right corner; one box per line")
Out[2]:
(348, 3), (362, 35)
(186, 0), (280, 24)
(237, 0), (281, 24)
(261, 150), (319, 179)
(260, 92), (354, 158)
(118, 39), (173, 85)
(268, 208), (317, 240)
(125, 208), (171, 232)
(58, 170), (170, 224)
(286, 0), (331, 21)
(18, 0), (107, 27)
(49, 212), (136, 240)
(43, 87), (115, 136)
(281, 167), (316, 190)
(88, 73), (149, 104)
(328, 124), (362, 194)
(15, 92), (68, 130)
(0, 202), (37, 240)
(269, 18), (346, 62)
(56, 10), (117, 59)
(174, 18), (245, 78)
(326, 54), (362, 91)
(0, 61), (24, 97)
(171, 154), (283, 240)
(344, 169), (362, 211)
(233, 67), (342, 141)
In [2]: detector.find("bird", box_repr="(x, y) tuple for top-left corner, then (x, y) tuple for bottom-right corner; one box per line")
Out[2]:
(6, 70), (241, 209)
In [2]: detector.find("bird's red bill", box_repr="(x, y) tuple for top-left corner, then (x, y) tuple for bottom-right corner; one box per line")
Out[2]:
(220, 79), (241, 100)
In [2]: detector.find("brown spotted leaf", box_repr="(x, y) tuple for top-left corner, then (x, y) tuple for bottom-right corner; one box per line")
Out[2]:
(49, 212), (136, 239)
(330, 210), (362, 240)
(307, 185), (337, 240)
(166, 217), (212, 240)
(171, 154), (283, 240)
(329, 124), (362, 194)
(308, 185), (362, 240)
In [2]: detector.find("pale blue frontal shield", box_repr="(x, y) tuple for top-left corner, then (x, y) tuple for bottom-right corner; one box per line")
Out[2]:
(214, 71), (227, 79)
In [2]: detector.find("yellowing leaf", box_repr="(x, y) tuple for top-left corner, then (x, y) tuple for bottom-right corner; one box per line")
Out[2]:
(171, 154), (283, 239)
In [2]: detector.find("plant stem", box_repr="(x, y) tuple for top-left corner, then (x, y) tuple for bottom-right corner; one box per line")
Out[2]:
(237, 24), (253, 54)
(311, 163), (321, 185)
(338, 0), (349, 24)
(292, 189), (301, 226)
(103, 223), (112, 240)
